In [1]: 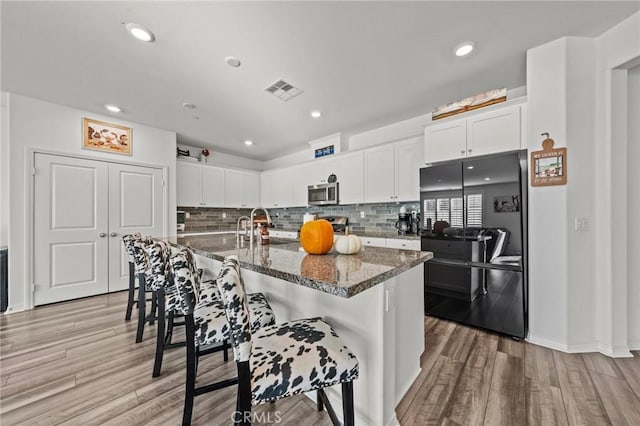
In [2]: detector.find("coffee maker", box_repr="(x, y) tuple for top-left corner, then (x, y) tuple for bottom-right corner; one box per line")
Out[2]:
(395, 213), (410, 235)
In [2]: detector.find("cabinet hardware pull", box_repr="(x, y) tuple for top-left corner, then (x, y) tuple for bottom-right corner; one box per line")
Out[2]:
(468, 149), (473, 153)
(461, 150), (466, 154)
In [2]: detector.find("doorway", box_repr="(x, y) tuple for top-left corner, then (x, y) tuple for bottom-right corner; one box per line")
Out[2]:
(33, 153), (164, 305)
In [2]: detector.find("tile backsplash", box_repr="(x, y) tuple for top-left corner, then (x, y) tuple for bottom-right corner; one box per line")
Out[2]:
(179, 202), (420, 234)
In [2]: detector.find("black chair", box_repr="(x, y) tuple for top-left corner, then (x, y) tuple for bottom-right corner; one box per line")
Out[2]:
(167, 248), (276, 424)
(216, 255), (359, 426)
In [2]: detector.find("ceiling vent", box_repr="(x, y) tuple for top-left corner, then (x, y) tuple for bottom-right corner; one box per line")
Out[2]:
(264, 79), (303, 101)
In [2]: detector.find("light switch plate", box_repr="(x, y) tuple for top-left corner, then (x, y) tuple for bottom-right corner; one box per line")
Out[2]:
(360, 211), (365, 218)
(574, 217), (589, 231)
(222, 212), (227, 219)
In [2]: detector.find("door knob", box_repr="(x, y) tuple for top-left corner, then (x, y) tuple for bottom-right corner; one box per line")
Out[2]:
(110, 232), (118, 237)
(99, 233), (107, 238)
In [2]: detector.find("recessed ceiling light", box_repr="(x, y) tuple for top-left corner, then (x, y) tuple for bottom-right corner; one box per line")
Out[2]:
(104, 104), (121, 113)
(225, 56), (241, 67)
(454, 41), (475, 57)
(244, 140), (253, 146)
(125, 23), (155, 42)
(182, 102), (196, 109)
(310, 110), (322, 118)
(484, 177), (491, 181)
(467, 165), (475, 170)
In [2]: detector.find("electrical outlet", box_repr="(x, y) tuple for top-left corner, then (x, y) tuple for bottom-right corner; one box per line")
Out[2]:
(360, 211), (365, 219)
(574, 217), (589, 231)
(185, 212), (190, 219)
(222, 212), (227, 219)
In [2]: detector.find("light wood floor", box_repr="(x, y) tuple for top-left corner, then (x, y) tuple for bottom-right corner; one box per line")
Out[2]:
(1, 292), (639, 425)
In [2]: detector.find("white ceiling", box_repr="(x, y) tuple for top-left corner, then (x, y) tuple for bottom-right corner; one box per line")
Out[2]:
(2, 1), (638, 161)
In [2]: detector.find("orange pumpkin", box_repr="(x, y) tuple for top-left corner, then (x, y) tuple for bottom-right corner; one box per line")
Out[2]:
(300, 219), (334, 254)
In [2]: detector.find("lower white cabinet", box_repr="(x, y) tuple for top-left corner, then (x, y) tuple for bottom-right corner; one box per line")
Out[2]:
(360, 237), (387, 248)
(385, 239), (421, 251)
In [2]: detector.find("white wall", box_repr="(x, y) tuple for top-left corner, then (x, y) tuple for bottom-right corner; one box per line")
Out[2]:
(5, 93), (177, 312)
(526, 37), (570, 349)
(1, 93), (9, 248)
(626, 65), (640, 349)
(526, 12), (640, 356)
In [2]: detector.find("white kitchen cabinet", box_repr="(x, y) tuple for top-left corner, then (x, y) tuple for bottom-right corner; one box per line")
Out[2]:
(337, 151), (364, 205)
(224, 169), (260, 208)
(201, 166), (225, 206)
(177, 162), (203, 207)
(424, 120), (467, 164)
(466, 105), (521, 157)
(394, 137), (423, 202)
(385, 238), (421, 251)
(260, 168), (294, 208)
(424, 102), (523, 163)
(364, 145), (396, 203)
(360, 236), (387, 248)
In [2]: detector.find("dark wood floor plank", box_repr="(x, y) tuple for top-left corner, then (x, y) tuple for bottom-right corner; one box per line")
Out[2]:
(582, 352), (623, 378)
(483, 351), (526, 426)
(525, 342), (561, 388)
(553, 351), (612, 426)
(2, 292), (640, 426)
(614, 354), (640, 401)
(400, 355), (465, 425)
(441, 331), (498, 426)
(588, 369), (640, 426)
(396, 317), (456, 420)
(526, 378), (568, 426)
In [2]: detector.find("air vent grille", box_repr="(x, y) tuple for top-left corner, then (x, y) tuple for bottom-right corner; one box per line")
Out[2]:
(264, 79), (303, 101)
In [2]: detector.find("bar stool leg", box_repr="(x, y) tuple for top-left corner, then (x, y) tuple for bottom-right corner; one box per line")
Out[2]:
(149, 290), (157, 325)
(125, 262), (135, 321)
(183, 315), (196, 426)
(153, 289), (166, 377)
(136, 274), (146, 343)
(342, 381), (355, 426)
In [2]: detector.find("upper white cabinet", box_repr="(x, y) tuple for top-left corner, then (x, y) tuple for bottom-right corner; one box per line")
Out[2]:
(394, 137), (423, 202)
(177, 162), (224, 207)
(363, 138), (423, 203)
(177, 161), (258, 208)
(224, 169), (260, 208)
(337, 151), (364, 204)
(364, 145), (396, 202)
(260, 168), (294, 208)
(424, 103), (523, 164)
(176, 162), (203, 207)
(201, 166), (225, 206)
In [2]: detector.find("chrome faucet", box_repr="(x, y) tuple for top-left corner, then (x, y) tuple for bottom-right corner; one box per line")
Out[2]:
(236, 215), (251, 247)
(249, 207), (272, 254)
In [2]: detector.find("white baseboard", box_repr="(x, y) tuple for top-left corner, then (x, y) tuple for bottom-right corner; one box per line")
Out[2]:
(629, 340), (640, 351)
(396, 367), (422, 406)
(3, 304), (26, 314)
(527, 334), (635, 357)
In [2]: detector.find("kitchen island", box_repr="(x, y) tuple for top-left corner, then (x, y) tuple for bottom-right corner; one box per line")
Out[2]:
(170, 234), (433, 426)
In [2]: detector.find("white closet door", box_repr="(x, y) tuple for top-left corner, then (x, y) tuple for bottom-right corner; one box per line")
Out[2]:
(33, 154), (109, 305)
(108, 163), (164, 291)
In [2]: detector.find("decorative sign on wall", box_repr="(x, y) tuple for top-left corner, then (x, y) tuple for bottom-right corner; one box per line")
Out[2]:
(432, 88), (507, 121)
(83, 118), (132, 156)
(531, 133), (567, 187)
(314, 144), (335, 158)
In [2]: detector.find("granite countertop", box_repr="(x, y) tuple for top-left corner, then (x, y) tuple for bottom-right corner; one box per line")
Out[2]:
(272, 227), (421, 240)
(169, 234), (432, 298)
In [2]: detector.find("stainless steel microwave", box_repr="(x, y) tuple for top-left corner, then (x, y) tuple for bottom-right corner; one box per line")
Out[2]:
(307, 182), (339, 205)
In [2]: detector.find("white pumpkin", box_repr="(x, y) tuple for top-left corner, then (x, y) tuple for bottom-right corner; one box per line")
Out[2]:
(334, 233), (361, 255)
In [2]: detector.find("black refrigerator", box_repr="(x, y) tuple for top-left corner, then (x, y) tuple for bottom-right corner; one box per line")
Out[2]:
(420, 151), (528, 338)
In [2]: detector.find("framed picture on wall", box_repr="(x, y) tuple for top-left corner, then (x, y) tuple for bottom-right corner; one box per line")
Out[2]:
(82, 118), (132, 156)
(531, 135), (567, 187)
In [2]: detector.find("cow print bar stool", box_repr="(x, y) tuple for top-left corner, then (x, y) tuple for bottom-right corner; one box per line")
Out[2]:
(122, 234), (159, 343)
(216, 255), (359, 426)
(168, 248), (276, 424)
